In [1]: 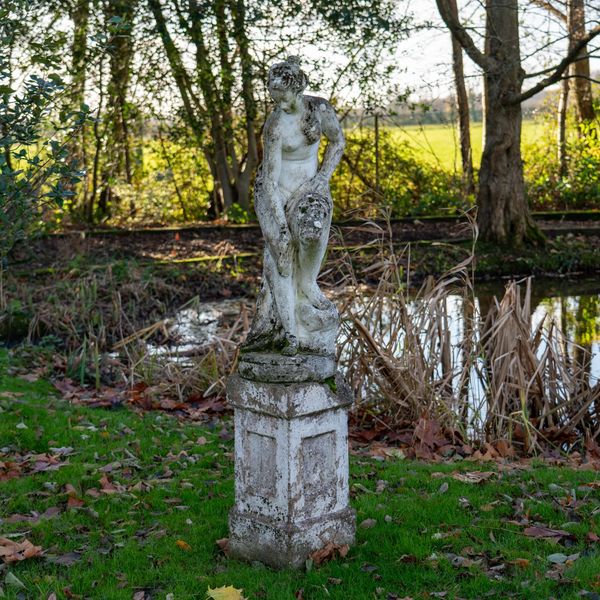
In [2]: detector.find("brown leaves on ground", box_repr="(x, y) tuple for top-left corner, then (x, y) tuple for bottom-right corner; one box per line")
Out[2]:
(54, 378), (229, 421)
(0, 537), (43, 563)
(523, 526), (576, 543)
(1, 506), (61, 524)
(350, 414), (600, 467)
(309, 542), (349, 566)
(0, 450), (70, 481)
(451, 471), (496, 484)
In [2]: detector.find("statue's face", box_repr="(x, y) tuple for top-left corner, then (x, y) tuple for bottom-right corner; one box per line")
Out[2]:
(268, 78), (299, 113)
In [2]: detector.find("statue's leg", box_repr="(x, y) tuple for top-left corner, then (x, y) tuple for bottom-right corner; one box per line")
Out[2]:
(243, 259), (274, 350)
(263, 248), (299, 355)
(297, 220), (332, 310)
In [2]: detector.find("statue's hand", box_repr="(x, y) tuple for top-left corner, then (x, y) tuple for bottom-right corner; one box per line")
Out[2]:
(309, 172), (329, 197)
(277, 230), (293, 277)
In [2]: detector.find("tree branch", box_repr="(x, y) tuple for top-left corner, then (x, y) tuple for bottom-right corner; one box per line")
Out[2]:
(435, 0), (493, 71)
(517, 23), (600, 103)
(529, 0), (566, 22)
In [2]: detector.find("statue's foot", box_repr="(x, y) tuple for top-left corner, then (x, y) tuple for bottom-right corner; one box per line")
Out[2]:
(281, 334), (299, 356)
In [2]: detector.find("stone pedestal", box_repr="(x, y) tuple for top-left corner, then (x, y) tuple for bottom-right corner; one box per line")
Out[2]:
(227, 367), (355, 569)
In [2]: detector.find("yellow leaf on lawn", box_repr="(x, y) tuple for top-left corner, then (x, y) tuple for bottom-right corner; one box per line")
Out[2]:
(176, 540), (192, 551)
(206, 585), (247, 600)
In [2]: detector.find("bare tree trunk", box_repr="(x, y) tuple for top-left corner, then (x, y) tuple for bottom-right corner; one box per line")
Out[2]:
(69, 0), (90, 215)
(477, 0), (541, 245)
(557, 73), (570, 176)
(568, 0), (596, 129)
(102, 0), (137, 217)
(448, 0), (474, 194)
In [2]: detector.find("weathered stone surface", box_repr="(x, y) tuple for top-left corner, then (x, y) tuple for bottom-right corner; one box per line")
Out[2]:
(227, 56), (354, 570)
(228, 373), (351, 418)
(229, 506), (355, 569)
(228, 377), (355, 568)
(237, 352), (336, 384)
(241, 56), (345, 358)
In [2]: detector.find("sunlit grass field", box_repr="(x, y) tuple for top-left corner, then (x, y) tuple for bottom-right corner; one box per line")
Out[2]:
(380, 120), (547, 171)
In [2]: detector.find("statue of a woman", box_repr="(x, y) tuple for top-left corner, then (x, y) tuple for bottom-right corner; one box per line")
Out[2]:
(243, 56), (345, 359)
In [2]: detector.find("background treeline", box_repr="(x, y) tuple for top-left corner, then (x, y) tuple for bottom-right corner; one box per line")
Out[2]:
(0, 0), (599, 249)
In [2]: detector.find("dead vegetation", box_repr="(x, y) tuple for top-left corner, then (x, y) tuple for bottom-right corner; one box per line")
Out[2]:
(336, 215), (599, 454)
(2, 216), (599, 455)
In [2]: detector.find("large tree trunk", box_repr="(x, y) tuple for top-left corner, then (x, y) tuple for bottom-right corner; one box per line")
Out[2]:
(568, 0), (596, 128)
(477, 0), (541, 245)
(448, 0), (474, 194)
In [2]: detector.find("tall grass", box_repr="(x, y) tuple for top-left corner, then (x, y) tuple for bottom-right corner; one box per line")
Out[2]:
(335, 216), (599, 452)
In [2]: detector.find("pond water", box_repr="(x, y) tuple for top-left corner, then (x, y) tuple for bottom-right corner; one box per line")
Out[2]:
(157, 277), (600, 385)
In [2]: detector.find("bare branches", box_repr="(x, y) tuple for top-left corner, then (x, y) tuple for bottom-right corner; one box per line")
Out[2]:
(435, 0), (493, 71)
(517, 22), (600, 103)
(529, 0), (566, 22)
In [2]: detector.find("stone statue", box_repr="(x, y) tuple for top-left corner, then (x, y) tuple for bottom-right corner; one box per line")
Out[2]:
(228, 57), (355, 567)
(243, 56), (345, 361)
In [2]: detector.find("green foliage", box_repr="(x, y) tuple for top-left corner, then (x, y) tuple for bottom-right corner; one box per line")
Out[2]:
(525, 118), (600, 211)
(330, 129), (471, 219)
(0, 1), (87, 260)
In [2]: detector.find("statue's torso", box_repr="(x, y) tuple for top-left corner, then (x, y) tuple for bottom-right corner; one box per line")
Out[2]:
(276, 101), (322, 200)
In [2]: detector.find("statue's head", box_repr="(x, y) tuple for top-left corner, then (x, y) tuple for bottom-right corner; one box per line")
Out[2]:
(268, 56), (308, 113)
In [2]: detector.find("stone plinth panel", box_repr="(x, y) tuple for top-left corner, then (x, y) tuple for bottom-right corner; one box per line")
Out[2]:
(227, 372), (355, 569)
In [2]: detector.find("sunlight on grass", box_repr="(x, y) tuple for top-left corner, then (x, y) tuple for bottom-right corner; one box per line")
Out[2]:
(383, 121), (546, 171)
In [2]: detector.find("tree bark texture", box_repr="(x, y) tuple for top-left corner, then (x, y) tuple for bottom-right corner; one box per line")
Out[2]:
(105, 0), (136, 191)
(69, 0), (90, 213)
(567, 0), (596, 127)
(476, 0), (539, 245)
(557, 74), (570, 176)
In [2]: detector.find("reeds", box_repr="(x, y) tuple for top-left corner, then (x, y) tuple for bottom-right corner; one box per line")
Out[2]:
(335, 215), (599, 452)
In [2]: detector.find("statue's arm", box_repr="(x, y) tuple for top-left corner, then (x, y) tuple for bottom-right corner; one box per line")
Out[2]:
(258, 115), (293, 276)
(318, 102), (345, 181)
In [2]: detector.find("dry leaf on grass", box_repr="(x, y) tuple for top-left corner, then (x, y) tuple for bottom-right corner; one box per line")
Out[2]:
(451, 471), (496, 484)
(523, 526), (575, 542)
(206, 585), (247, 600)
(176, 539), (192, 551)
(309, 542), (349, 566)
(0, 537), (43, 563)
(216, 538), (229, 555)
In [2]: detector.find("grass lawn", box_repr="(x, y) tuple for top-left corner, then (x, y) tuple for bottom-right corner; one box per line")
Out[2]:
(1, 347), (600, 600)
(383, 121), (546, 171)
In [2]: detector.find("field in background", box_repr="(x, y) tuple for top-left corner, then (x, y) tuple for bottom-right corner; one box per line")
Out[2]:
(349, 121), (547, 171)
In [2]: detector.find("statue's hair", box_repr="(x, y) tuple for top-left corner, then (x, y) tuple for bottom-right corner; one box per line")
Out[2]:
(268, 56), (308, 93)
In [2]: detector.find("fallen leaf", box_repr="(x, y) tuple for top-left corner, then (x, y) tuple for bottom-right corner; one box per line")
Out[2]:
(309, 542), (349, 566)
(509, 558), (530, 568)
(206, 585), (246, 600)
(547, 553), (567, 564)
(5, 572), (26, 589)
(176, 539), (192, 551)
(524, 526), (575, 542)
(216, 538), (229, 555)
(360, 518), (377, 529)
(0, 537), (43, 563)
(451, 471), (496, 484)
(46, 551), (83, 566)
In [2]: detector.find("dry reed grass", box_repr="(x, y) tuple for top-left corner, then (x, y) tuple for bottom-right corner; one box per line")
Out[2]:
(335, 214), (599, 452)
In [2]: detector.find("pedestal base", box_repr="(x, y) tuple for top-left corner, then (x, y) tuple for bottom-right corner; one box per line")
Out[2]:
(229, 506), (355, 569)
(227, 373), (355, 569)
